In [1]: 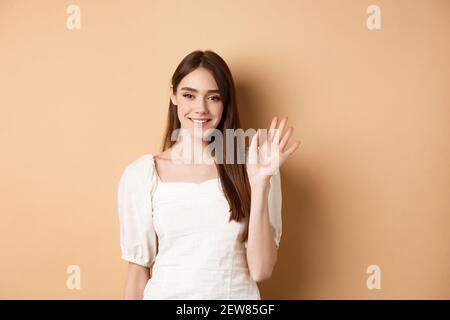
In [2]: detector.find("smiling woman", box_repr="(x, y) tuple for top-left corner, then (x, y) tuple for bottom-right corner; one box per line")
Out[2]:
(175, 76), (222, 129)
(118, 50), (300, 300)
(168, 57), (226, 141)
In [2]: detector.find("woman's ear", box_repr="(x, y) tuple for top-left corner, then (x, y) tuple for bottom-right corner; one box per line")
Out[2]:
(170, 85), (177, 106)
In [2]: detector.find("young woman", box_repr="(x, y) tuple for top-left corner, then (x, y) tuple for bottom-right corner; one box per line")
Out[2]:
(118, 50), (300, 299)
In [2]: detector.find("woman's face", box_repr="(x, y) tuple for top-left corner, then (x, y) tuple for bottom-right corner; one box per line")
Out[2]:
(171, 67), (224, 140)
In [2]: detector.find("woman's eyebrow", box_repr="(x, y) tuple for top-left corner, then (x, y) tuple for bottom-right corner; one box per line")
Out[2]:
(180, 87), (220, 93)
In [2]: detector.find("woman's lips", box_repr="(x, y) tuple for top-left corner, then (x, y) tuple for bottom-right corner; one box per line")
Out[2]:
(189, 118), (211, 127)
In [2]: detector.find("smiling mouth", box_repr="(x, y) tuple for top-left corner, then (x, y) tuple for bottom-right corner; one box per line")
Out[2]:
(188, 117), (212, 125)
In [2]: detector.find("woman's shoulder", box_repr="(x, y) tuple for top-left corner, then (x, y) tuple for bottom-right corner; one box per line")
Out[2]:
(121, 153), (156, 183)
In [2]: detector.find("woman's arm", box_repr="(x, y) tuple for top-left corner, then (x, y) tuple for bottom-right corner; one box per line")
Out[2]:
(246, 181), (278, 282)
(245, 116), (301, 282)
(124, 263), (151, 299)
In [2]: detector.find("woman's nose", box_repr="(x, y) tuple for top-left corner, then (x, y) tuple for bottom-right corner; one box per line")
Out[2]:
(194, 99), (208, 113)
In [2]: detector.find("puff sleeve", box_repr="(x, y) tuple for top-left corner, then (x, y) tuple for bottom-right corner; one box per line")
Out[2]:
(117, 157), (158, 268)
(244, 171), (283, 249)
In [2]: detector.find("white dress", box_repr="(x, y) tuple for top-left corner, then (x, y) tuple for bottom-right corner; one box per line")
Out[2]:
(117, 154), (282, 299)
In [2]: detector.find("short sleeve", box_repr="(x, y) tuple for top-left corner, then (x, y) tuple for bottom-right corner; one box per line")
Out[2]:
(117, 156), (158, 268)
(244, 171), (283, 249)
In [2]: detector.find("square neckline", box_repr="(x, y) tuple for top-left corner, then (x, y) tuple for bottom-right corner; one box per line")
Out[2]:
(150, 154), (220, 186)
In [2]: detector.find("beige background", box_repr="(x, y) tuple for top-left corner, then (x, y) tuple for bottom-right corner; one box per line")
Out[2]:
(0, 0), (449, 299)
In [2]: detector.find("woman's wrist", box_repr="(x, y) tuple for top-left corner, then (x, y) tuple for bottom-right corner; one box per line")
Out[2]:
(249, 177), (271, 194)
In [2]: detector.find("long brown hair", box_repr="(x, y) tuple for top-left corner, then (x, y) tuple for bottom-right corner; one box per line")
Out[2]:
(161, 50), (251, 243)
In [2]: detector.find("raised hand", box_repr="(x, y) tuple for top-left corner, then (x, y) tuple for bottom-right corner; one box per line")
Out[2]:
(247, 116), (301, 186)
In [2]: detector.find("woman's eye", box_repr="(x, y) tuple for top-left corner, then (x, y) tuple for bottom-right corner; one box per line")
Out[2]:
(182, 93), (194, 99)
(209, 96), (221, 102)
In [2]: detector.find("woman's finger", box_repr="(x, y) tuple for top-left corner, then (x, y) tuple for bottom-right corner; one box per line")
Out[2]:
(280, 126), (293, 151)
(284, 140), (301, 158)
(268, 116), (278, 142)
(274, 117), (287, 144)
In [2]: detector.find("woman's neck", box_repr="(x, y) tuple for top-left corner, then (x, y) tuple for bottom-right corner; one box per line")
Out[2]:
(170, 138), (215, 165)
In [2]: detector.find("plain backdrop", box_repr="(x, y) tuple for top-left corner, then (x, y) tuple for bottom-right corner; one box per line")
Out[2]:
(0, 0), (449, 299)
